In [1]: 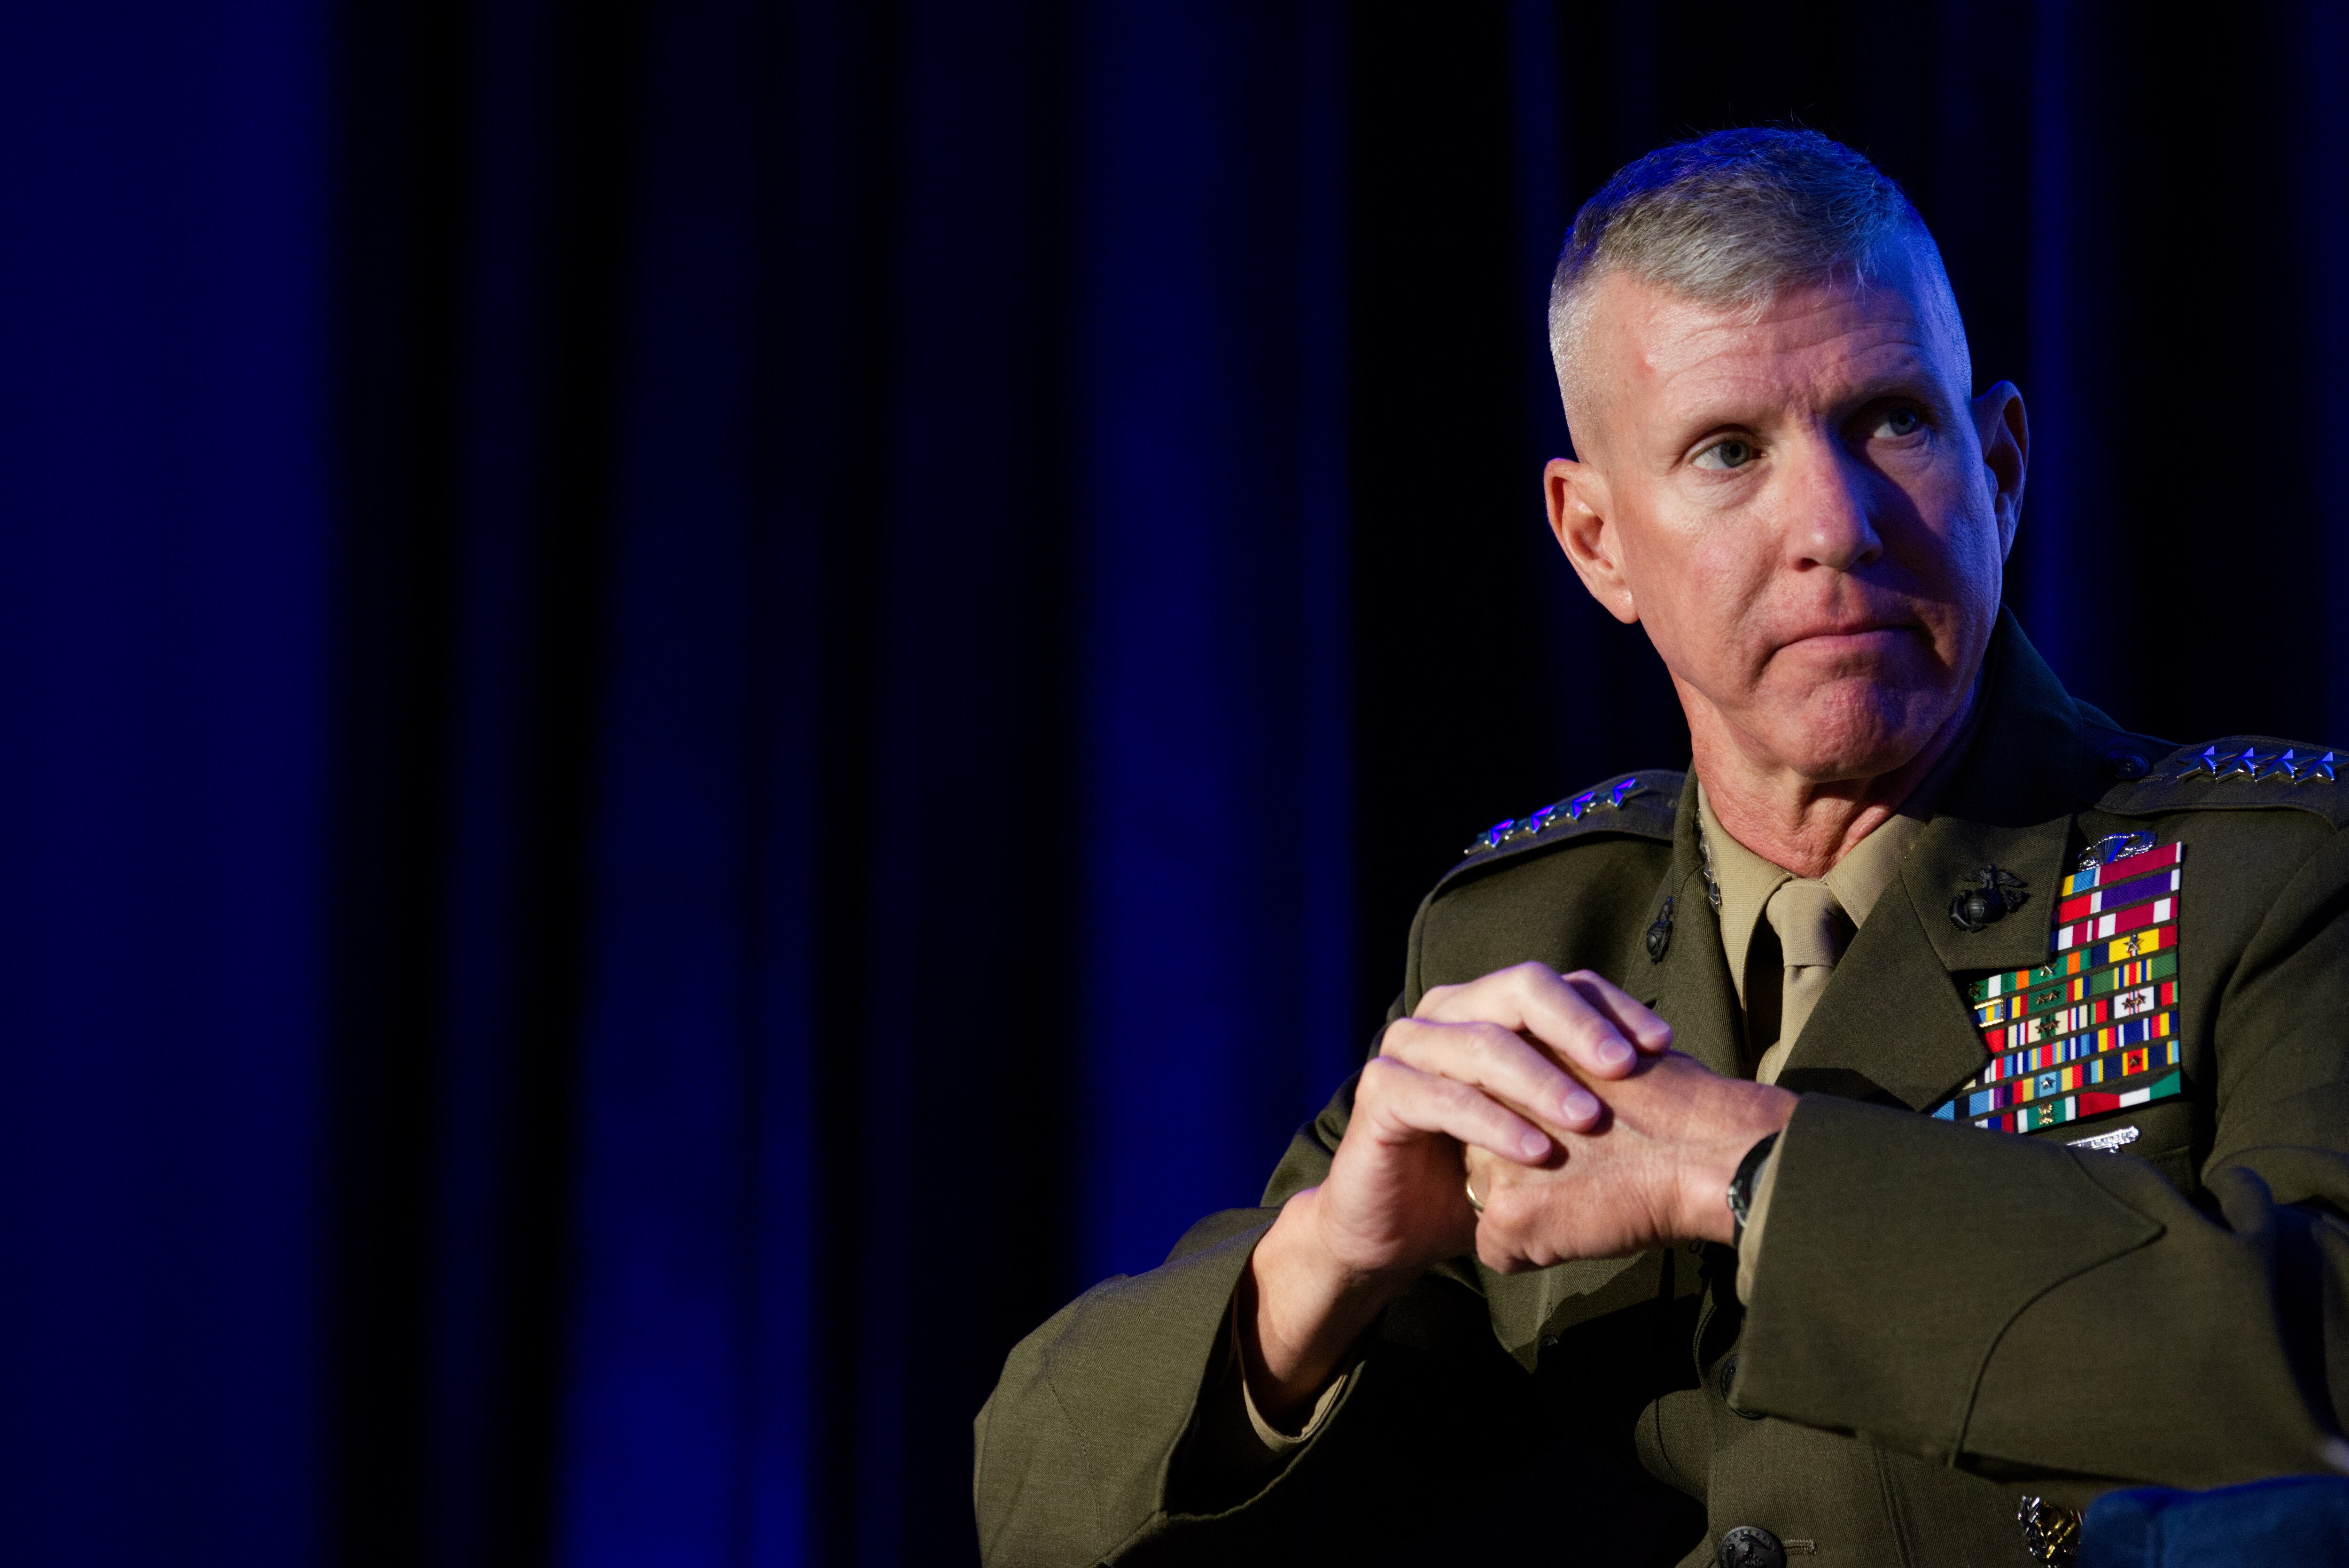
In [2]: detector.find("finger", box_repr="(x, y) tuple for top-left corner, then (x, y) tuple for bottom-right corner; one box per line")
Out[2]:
(1462, 1149), (1561, 1274)
(1382, 1016), (1602, 1131)
(1382, 1016), (1600, 1127)
(1416, 963), (1641, 1082)
(1355, 1055), (1554, 1164)
(1560, 970), (1675, 1055)
(1474, 1222), (1551, 1276)
(1461, 1145), (1548, 1203)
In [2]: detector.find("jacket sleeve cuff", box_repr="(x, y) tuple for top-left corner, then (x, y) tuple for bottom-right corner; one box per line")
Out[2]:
(1181, 1295), (1353, 1496)
(1734, 1132), (1786, 1305)
(1241, 1317), (1350, 1449)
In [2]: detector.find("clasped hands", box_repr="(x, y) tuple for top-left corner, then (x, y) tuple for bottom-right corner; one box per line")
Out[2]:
(1242, 963), (1794, 1423)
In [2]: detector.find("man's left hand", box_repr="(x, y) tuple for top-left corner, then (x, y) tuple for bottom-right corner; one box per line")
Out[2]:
(1462, 1047), (1796, 1271)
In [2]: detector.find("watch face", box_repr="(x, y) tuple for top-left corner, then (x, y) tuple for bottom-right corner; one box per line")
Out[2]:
(1726, 1131), (1780, 1243)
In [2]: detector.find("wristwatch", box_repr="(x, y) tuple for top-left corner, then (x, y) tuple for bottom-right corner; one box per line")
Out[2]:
(1726, 1131), (1781, 1247)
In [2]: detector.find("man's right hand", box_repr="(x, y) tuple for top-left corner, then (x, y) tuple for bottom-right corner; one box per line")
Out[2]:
(1239, 964), (1672, 1426)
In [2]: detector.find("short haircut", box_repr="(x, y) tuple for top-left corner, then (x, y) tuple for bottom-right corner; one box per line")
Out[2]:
(1548, 127), (1965, 417)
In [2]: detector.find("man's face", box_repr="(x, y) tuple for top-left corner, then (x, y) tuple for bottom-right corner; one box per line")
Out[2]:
(1548, 243), (2025, 787)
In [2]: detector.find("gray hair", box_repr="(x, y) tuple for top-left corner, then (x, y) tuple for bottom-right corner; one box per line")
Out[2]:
(1548, 128), (1963, 413)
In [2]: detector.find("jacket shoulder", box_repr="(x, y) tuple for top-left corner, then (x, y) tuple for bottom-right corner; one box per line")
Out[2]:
(2096, 736), (2349, 827)
(1432, 768), (1682, 898)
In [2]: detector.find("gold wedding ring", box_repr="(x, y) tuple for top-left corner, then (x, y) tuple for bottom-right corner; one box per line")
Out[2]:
(1464, 1171), (1486, 1214)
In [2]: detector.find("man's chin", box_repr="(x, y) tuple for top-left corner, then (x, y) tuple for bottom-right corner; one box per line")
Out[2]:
(1755, 686), (1959, 785)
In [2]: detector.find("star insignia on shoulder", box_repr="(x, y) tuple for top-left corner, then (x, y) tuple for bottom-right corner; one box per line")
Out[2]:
(1462, 776), (1655, 855)
(2158, 739), (2341, 788)
(2169, 744), (2225, 780)
(2218, 745), (2275, 780)
(2152, 737), (2349, 821)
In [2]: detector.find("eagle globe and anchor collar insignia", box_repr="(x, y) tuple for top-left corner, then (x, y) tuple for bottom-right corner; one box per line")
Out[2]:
(1949, 866), (2028, 931)
(1932, 831), (2186, 1135)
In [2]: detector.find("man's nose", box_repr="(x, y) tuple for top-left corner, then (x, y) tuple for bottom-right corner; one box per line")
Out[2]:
(1781, 443), (1882, 572)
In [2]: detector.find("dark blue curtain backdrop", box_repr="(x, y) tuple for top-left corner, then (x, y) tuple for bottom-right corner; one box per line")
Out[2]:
(4, 3), (2347, 1565)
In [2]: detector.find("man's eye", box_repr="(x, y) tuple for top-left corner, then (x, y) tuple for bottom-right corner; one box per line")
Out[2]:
(1694, 437), (1757, 471)
(1875, 406), (1923, 438)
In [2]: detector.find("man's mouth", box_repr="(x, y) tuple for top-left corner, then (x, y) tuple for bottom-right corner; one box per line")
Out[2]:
(1779, 622), (1916, 656)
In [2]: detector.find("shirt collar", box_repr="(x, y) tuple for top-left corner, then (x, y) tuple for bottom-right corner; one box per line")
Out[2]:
(1696, 674), (1984, 1008)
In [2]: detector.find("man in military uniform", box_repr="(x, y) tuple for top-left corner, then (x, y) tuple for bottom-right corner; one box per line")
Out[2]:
(973, 129), (2349, 1568)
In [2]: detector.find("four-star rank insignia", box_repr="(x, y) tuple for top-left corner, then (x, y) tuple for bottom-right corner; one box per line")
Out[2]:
(1931, 836), (2186, 1133)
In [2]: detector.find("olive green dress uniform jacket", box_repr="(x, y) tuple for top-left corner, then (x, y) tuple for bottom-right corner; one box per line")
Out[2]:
(973, 613), (2349, 1567)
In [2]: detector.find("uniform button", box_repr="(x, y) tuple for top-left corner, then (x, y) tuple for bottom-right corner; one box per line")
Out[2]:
(2102, 748), (2149, 781)
(1716, 1524), (1785, 1568)
(1715, 1352), (1764, 1418)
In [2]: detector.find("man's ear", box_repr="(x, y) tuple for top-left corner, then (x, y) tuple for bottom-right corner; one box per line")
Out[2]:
(1970, 381), (2028, 560)
(1545, 457), (1639, 624)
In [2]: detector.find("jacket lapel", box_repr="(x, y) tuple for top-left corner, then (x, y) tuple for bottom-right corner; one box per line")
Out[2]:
(1774, 612), (2088, 1112)
(1776, 810), (2071, 1110)
(1633, 768), (1744, 1079)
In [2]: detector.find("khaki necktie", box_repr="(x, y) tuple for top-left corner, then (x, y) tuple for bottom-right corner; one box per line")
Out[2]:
(1755, 877), (1854, 1084)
